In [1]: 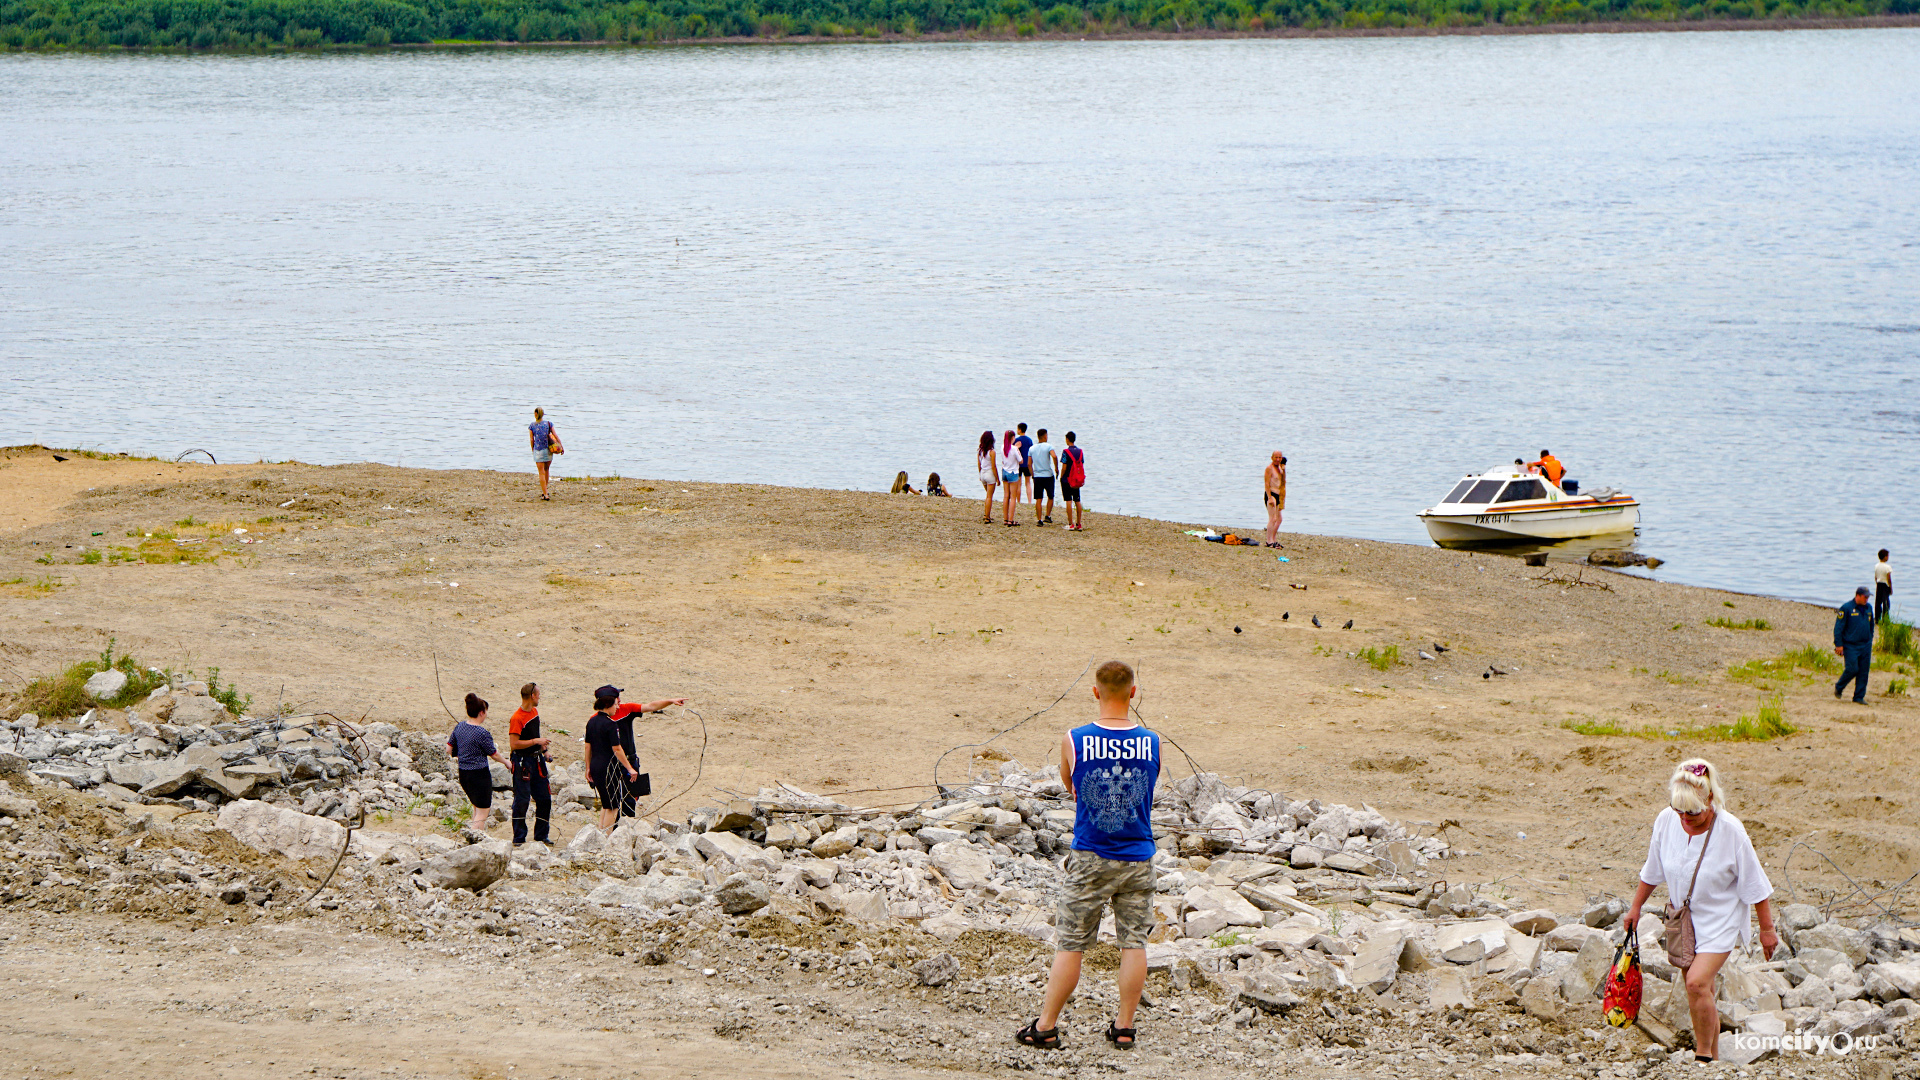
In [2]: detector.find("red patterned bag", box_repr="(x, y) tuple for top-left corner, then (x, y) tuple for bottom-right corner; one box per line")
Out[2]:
(1601, 924), (1643, 1027)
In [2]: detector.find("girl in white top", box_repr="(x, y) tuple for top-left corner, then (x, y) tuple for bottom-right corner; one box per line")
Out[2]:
(1625, 758), (1777, 1063)
(976, 430), (999, 524)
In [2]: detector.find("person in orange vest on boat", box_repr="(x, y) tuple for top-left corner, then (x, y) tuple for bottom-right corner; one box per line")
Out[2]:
(1530, 450), (1566, 487)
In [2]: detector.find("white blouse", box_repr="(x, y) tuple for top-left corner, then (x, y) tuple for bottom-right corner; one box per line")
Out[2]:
(1638, 807), (1773, 953)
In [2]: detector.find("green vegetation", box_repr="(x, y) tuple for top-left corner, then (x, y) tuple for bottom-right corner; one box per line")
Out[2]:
(1728, 643), (1840, 686)
(7, 638), (170, 720)
(1879, 618), (1915, 660)
(2, 0), (1911, 51)
(1889, 678), (1910, 697)
(1356, 644), (1400, 671)
(1706, 616), (1772, 631)
(1561, 693), (1795, 743)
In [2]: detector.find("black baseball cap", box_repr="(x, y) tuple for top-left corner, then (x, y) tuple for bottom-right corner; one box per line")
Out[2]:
(594, 684), (623, 700)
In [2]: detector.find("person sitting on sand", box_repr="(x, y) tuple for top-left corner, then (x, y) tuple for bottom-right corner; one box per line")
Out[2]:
(890, 471), (921, 495)
(1264, 451), (1286, 548)
(1016, 661), (1159, 1051)
(978, 430), (1000, 524)
(926, 473), (949, 497)
(447, 693), (510, 838)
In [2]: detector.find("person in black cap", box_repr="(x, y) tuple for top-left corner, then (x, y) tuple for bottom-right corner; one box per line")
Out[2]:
(584, 684), (685, 830)
(1834, 586), (1876, 704)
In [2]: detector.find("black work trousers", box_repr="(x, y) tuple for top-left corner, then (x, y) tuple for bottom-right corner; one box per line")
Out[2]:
(511, 755), (551, 845)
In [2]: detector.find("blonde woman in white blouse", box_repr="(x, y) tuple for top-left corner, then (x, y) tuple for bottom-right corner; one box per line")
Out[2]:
(1625, 759), (1779, 1063)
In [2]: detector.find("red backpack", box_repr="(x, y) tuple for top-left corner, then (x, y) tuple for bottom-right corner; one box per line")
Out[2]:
(1064, 446), (1085, 488)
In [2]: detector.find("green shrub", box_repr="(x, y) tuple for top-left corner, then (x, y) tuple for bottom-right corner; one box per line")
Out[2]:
(1879, 619), (1915, 659)
(1356, 645), (1400, 672)
(7, 638), (170, 719)
(1706, 616), (1772, 631)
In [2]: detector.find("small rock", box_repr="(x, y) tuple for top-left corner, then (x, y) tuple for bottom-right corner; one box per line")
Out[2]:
(714, 873), (772, 916)
(1519, 975), (1562, 1020)
(1238, 988), (1303, 1015)
(1581, 897), (1625, 928)
(1506, 909), (1560, 935)
(710, 800), (759, 833)
(83, 669), (129, 701)
(414, 843), (509, 891)
(913, 953), (959, 987)
(810, 824), (858, 858)
(1777, 902), (1822, 931)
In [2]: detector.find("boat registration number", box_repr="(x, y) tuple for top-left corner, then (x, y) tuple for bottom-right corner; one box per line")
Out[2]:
(1473, 514), (1511, 524)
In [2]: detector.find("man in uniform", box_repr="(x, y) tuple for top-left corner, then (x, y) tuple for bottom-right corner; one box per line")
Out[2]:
(1834, 586), (1876, 704)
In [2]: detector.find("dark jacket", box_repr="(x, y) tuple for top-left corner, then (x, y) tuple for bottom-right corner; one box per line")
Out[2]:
(1834, 598), (1875, 648)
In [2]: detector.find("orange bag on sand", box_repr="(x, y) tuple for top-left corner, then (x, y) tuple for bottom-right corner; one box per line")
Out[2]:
(1602, 925), (1643, 1027)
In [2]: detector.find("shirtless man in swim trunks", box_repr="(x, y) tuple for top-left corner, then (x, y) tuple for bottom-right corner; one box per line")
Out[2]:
(1264, 451), (1286, 548)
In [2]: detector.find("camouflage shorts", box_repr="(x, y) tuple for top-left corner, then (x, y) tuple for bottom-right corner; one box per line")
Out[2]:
(1055, 850), (1156, 953)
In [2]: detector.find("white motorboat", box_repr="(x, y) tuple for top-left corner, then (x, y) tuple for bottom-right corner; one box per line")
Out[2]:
(1417, 464), (1639, 544)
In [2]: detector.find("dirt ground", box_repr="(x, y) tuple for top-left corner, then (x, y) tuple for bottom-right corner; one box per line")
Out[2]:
(2, 446), (1915, 1076)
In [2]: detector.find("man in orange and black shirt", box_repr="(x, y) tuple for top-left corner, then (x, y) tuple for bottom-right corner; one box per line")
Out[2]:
(508, 682), (553, 846)
(1529, 450), (1566, 488)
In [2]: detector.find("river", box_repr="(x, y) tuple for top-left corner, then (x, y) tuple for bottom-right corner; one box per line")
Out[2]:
(3, 32), (1917, 606)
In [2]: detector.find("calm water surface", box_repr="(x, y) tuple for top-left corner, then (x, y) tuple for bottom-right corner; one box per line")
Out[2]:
(3, 34), (1917, 606)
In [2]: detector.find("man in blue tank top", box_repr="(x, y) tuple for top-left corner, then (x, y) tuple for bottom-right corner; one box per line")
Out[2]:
(1015, 661), (1160, 1052)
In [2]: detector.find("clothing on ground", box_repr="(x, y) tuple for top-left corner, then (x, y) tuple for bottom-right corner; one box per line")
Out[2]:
(446, 721), (496, 772)
(1055, 850), (1156, 953)
(1638, 808), (1772, 953)
(1069, 721), (1160, 862)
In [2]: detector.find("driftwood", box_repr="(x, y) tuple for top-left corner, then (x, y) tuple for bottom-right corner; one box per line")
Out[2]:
(1533, 568), (1615, 593)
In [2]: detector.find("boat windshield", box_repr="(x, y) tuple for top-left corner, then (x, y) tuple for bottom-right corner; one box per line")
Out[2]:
(1442, 480), (1475, 503)
(1460, 479), (1504, 504)
(1495, 479), (1546, 503)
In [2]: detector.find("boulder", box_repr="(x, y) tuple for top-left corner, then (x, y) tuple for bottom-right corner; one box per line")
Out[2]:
(1519, 975), (1562, 1021)
(169, 696), (230, 726)
(378, 746), (411, 770)
(567, 826), (607, 853)
(928, 840), (994, 892)
(1506, 909), (1560, 935)
(631, 875), (707, 908)
(1791, 947), (1856, 983)
(714, 873), (772, 915)
(1582, 898), (1625, 928)
(1288, 845), (1323, 870)
(83, 668), (128, 701)
(836, 888), (889, 923)
(1347, 929), (1406, 994)
(1778, 903), (1822, 931)
(921, 904), (972, 941)
(1560, 933), (1613, 1001)
(1783, 976), (1837, 1011)
(1430, 969), (1474, 1010)
(1544, 923), (1603, 951)
(1239, 989), (1304, 1016)
(710, 800), (759, 833)
(762, 821), (805, 849)
(1488, 928), (1542, 975)
(694, 830), (782, 871)
(1797, 923), (1870, 967)
(138, 745), (226, 797)
(811, 825), (859, 859)
(1185, 885), (1263, 927)
(217, 799), (348, 862)
(413, 843), (509, 891)
(1324, 852), (1379, 876)
(916, 826), (971, 847)
(1436, 920), (1510, 964)
(0, 751), (29, 778)
(1864, 961), (1920, 1000)
(1186, 910), (1232, 938)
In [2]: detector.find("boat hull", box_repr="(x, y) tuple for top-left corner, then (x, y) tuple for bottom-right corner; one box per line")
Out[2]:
(1420, 501), (1639, 543)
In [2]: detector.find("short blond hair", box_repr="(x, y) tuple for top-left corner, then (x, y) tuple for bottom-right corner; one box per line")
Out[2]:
(1669, 758), (1729, 814)
(1094, 661), (1134, 699)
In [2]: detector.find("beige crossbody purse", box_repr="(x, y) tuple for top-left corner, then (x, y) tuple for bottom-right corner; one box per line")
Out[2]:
(1662, 816), (1715, 969)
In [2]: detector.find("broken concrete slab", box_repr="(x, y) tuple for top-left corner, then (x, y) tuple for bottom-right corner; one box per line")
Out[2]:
(1429, 969), (1474, 1010)
(928, 840), (994, 892)
(1346, 929), (1406, 994)
(1436, 919), (1510, 964)
(1505, 909), (1560, 935)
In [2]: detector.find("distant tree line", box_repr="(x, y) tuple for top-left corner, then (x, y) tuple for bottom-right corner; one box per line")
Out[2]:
(2, 0), (1912, 49)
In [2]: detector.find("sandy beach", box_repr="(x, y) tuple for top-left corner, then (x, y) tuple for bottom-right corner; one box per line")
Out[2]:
(1, 445), (1914, 1078)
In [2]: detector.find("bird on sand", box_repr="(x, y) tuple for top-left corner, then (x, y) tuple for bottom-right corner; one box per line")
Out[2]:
(1433, 642), (1450, 653)
(1342, 620), (1354, 630)
(1311, 615), (1322, 628)
(1281, 612), (1289, 620)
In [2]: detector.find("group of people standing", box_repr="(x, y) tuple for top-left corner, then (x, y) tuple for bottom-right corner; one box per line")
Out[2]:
(978, 425), (1087, 530)
(445, 682), (684, 845)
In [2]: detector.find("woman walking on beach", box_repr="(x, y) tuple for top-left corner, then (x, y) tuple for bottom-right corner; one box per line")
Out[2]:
(447, 693), (511, 838)
(1623, 759), (1777, 1063)
(528, 408), (561, 501)
(978, 431), (1000, 524)
(1000, 430), (1023, 526)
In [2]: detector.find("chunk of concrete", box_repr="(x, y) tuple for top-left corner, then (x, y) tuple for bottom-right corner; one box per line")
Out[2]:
(1544, 923), (1603, 951)
(811, 824), (859, 858)
(1436, 919), (1510, 964)
(169, 696), (230, 726)
(1185, 885), (1263, 927)
(1796, 923), (1870, 967)
(414, 843), (509, 891)
(928, 840), (994, 892)
(217, 799), (347, 862)
(693, 830), (782, 870)
(714, 873), (772, 915)
(1347, 929), (1406, 994)
(1430, 969), (1474, 1010)
(1506, 909), (1560, 935)
(1519, 975), (1562, 1021)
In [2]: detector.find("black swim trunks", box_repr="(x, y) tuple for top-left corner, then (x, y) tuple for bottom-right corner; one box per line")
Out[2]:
(1061, 483), (1081, 503)
(1032, 476), (1055, 500)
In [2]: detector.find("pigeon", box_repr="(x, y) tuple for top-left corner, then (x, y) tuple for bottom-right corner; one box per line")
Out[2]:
(1281, 612), (1289, 621)
(1485, 665), (1509, 678)
(1433, 642), (1450, 653)
(1418, 650), (1436, 661)
(51, 454), (68, 462)
(1311, 615), (1322, 628)
(1233, 626), (1242, 634)
(1342, 620), (1353, 630)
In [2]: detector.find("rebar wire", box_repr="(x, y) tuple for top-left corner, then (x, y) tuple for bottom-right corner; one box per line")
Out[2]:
(930, 656), (1098, 794)
(645, 707), (709, 820)
(174, 448), (217, 464)
(1780, 838), (1920, 928)
(286, 798), (363, 915)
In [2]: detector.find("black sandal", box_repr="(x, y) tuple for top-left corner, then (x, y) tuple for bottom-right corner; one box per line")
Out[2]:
(1015, 1019), (1061, 1049)
(1105, 1022), (1135, 1049)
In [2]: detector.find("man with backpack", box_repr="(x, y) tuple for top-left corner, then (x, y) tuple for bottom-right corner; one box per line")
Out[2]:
(1059, 432), (1086, 532)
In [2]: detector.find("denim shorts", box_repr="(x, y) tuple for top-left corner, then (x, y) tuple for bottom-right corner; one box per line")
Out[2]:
(533, 449), (553, 463)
